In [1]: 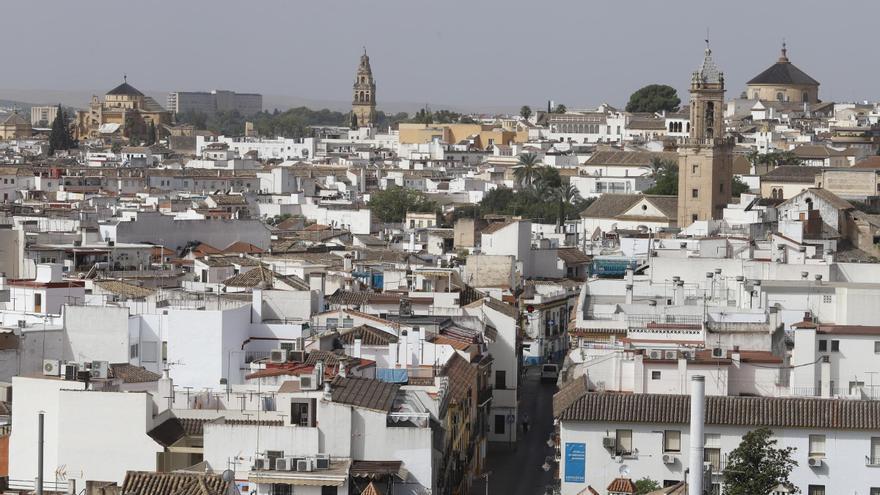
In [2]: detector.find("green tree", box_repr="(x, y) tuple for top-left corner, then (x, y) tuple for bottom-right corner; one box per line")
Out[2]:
(643, 159), (679, 195)
(732, 176), (750, 196)
(722, 427), (799, 495)
(634, 477), (661, 495)
(520, 105), (532, 120)
(553, 183), (580, 226)
(514, 153), (541, 189)
(48, 104), (69, 155)
(367, 186), (437, 223)
(554, 103), (567, 114)
(146, 121), (157, 146)
(626, 84), (681, 113)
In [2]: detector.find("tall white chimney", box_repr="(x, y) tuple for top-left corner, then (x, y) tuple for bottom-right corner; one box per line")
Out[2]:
(353, 337), (362, 359)
(688, 375), (706, 495)
(399, 330), (409, 367)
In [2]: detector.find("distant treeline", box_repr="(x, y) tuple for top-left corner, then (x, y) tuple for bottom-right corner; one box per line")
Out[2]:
(175, 107), (410, 137)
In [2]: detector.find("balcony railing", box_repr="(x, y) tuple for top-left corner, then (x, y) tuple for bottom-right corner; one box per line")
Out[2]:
(867, 456), (880, 466)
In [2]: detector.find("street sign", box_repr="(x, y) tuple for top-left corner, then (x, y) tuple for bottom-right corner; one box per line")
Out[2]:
(548, 319), (555, 326)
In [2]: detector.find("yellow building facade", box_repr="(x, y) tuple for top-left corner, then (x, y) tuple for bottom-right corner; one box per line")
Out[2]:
(74, 78), (171, 140)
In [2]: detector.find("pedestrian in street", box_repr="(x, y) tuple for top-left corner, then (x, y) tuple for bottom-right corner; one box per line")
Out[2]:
(522, 413), (530, 434)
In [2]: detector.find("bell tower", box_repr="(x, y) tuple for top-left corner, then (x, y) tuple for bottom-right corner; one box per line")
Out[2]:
(352, 48), (377, 128)
(677, 41), (734, 228)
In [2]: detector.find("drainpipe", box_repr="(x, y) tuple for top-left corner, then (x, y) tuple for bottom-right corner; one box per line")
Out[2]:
(688, 376), (705, 495)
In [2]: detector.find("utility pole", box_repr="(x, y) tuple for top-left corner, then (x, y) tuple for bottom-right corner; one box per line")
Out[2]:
(37, 411), (44, 495)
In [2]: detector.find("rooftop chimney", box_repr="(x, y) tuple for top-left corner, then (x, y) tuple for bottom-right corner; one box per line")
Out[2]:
(688, 375), (706, 495)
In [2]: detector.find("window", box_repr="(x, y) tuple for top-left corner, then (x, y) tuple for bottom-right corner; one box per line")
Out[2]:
(870, 437), (880, 465)
(271, 484), (292, 495)
(290, 401), (311, 427)
(615, 429), (633, 456)
(692, 164), (699, 174)
(818, 340), (827, 352)
(849, 381), (865, 395)
(692, 189), (699, 198)
(719, 183), (724, 193)
(875, 341), (880, 354)
(870, 488), (880, 495)
(807, 486), (825, 495)
(130, 343), (139, 359)
(663, 430), (681, 452)
(692, 214), (698, 222)
(776, 92), (785, 102)
(704, 433), (721, 472)
(494, 414), (506, 434)
(808, 434), (825, 457)
(495, 370), (506, 390)
(704, 447), (721, 473)
(652, 371), (661, 380)
(831, 340), (840, 352)
(321, 487), (337, 495)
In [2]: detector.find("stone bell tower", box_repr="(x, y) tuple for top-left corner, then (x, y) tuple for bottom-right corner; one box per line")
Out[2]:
(677, 42), (734, 228)
(352, 48), (377, 128)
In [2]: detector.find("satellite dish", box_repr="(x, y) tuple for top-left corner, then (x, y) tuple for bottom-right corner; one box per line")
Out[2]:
(221, 470), (235, 482)
(619, 464), (630, 476)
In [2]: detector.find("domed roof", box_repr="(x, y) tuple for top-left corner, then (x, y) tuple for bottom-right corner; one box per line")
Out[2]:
(106, 77), (144, 97)
(747, 44), (819, 87)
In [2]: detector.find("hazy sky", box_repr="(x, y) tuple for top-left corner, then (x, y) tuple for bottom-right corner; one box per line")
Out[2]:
(4, 0), (879, 112)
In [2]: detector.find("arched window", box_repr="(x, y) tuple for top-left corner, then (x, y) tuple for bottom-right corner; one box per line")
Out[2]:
(805, 198), (813, 211)
(705, 102), (715, 139)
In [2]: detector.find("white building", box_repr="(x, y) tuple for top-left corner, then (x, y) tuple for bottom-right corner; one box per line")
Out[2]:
(556, 387), (880, 495)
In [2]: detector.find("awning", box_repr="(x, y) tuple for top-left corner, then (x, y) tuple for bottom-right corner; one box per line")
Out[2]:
(248, 475), (346, 487)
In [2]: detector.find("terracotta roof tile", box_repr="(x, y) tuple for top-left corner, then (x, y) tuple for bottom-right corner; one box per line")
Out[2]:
(558, 392), (880, 430)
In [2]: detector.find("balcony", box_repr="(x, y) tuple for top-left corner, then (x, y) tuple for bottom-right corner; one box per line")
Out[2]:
(867, 456), (880, 467)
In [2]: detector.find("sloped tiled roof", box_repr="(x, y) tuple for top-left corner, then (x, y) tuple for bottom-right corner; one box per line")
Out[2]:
(585, 151), (678, 167)
(607, 478), (637, 494)
(107, 81), (144, 96)
(557, 392), (880, 430)
(747, 55), (819, 86)
(761, 165), (820, 183)
(331, 376), (399, 412)
(222, 266), (309, 290)
(557, 247), (591, 266)
(121, 471), (228, 495)
(444, 353), (478, 402)
(95, 280), (155, 299)
(338, 325), (398, 346)
(110, 363), (161, 383)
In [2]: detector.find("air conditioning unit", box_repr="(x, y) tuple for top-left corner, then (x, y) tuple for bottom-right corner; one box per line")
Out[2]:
(270, 349), (287, 363)
(43, 359), (61, 376)
(682, 350), (695, 360)
(662, 454), (676, 464)
(296, 458), (315, 472)
(602, 436), (616, 449)
(315, 453), (330, 470)
(808, 457), (823, 468)
(647, 349), (662, 359)
(91, 361), (109, 379)
(288, 350), (306, 363)
(63, 363), (79, 381)
(17, 320), (26, 329)
(275, 458), (294, 471)
(614, 455), (623, 463)
(300, 374), (317, 390)
(712, 347), (724, 358)
(253, 457), (269, 470)
(663, 350), (677, 360)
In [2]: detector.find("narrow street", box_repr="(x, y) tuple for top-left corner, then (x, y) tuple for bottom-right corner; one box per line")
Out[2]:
(472, 366), (557, 495)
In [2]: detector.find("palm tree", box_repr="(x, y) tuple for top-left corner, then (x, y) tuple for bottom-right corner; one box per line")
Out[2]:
(554, 183), (581, 227)
(514, 153), (540, 189)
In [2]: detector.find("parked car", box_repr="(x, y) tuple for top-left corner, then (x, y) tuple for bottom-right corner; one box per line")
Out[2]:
(540, 363), (559, 383)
